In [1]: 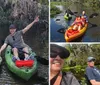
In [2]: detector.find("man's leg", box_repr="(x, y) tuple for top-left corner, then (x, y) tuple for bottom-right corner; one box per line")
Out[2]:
(73, 25), (77, 30)
(12, 47), (20, 60)
(78, 25), (82, 31)
(22, 47), (29, 60)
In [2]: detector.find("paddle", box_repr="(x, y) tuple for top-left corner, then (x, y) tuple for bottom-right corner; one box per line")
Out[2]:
(89, 13), (99, 18)
(18, 50), (49, 65)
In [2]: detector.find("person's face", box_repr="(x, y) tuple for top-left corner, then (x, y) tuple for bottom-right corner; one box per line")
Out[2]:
(82, 11), (85, 15)
(77, 17), (81, 19)
(9, 28), (16, 34)
(81, 16), (84, 18)
(50, 55), (64, 72)
(88, 61), (95, 67)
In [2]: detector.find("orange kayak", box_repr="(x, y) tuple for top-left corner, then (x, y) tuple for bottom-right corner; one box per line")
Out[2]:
(65, 23), (88, 42)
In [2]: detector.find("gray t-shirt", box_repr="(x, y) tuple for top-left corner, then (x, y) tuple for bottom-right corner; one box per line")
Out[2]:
(86, 66), (100, 81)
(5, 30), (27, 48)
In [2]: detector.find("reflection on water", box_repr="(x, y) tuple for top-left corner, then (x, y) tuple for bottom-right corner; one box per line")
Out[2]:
(51, 3), (100, 42)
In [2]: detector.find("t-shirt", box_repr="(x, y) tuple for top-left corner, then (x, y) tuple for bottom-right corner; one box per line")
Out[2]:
(50, 72), (80, 85)
(86, 66), (100, 81)
(81, 14), (88, 22)
(4, 30), (27, 48)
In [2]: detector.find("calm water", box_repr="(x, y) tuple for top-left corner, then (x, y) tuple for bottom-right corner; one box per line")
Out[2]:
(50, 18), (65, 42)
(50, 4), (100, 42)
(0, 22), (48, 85)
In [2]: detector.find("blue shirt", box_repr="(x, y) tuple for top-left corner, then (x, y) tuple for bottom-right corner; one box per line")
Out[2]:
(86, 66), (100, 81)
(81, 14), (88, 22)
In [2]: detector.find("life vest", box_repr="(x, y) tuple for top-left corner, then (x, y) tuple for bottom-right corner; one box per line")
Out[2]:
(75, 17), (82, 22)
(64, 13), (72, 21)
(81, 17), (86, 23)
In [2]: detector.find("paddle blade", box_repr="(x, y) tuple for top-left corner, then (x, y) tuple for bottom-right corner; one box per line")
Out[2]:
(67, 9), (74, 15)
(89, 13), (99, 18)
(91, 24), (97, 27)
(35, 56), (48, 65)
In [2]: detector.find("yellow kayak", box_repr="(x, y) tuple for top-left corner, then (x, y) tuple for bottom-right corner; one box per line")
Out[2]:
(65, 23), (88, 42)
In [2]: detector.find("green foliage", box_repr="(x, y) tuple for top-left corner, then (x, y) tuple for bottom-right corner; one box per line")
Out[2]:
(0, 0), (48, 27)
(50, 5), (62, 17)
(51, 1), (67, 6)
(63, 65), (100, 85)
(40, 0), (48, 5)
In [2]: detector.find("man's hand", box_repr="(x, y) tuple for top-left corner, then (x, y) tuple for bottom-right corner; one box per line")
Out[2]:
(34, 16), (39, 23)
(22, 16), (39, 34)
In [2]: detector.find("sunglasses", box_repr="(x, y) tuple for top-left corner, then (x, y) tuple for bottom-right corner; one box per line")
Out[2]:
(50, 52), (67, 59)
(12, 36), (15, 41)
(88, 60), (95, 62)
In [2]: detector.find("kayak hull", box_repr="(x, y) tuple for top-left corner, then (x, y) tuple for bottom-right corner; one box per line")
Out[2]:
(5, 45), (38, 80)
(65, 23), (88, 42)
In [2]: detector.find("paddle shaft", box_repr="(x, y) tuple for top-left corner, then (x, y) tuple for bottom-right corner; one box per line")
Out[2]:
(20, 50), (48, 65)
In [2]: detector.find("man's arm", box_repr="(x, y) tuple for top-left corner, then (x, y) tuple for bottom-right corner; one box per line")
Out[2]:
(90, 80), (100, 85)
(22, 16), (39, 34)
(0, 43), (7, 55)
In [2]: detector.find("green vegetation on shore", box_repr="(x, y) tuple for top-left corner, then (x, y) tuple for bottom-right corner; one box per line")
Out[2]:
(50, 5), (62, 18)
(60, 44), (100, 85)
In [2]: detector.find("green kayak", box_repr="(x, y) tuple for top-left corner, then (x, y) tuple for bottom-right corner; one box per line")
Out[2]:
(5, 45), (38, 80)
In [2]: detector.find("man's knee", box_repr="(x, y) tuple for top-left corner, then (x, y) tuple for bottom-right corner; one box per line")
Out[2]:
(23, 47), (28, 52)
(12, 47), (18, 52)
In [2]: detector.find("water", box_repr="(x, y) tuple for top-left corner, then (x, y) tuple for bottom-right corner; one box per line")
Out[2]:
(0, 22), (48, 85)
(50, 18), (65, 42)
(50, 4), (100, 42)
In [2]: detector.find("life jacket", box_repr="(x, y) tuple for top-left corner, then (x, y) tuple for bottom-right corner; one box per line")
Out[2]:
(75, 17), (82, 23)
(64, 13), (72, 21)
(81, 17), (86, 23)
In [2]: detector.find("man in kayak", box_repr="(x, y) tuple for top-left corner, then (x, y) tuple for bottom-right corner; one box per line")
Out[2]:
(86, 57), (100, 85)
(0, 16), (39, 61)
(81, 11), (88, 22)
(64, 9), (72, 26)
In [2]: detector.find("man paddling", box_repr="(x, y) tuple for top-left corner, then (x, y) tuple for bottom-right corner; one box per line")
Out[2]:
(81, 11), (88, 22)
(0, 16), (39, 62)
(64, 9), (72, 26)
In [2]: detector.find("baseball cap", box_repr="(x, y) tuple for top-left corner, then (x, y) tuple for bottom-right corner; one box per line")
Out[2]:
(9, 24), (16, 29)
(87, 57), (95, 62)
(50, 44), (70, 59)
